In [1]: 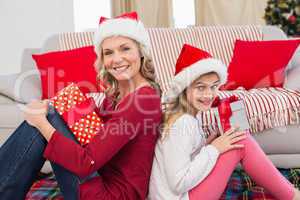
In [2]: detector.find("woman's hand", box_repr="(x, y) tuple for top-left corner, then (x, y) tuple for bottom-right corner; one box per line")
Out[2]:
(210, 127), (246, 154)
(22, 100), (55, 141)
(23, 100), (49, 127)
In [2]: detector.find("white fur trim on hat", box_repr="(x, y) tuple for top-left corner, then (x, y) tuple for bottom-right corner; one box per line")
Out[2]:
(93, 18), (151, 56)
(163, 58), (227, 103)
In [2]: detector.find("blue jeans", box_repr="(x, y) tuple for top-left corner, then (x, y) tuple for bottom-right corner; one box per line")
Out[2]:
(0, 106), (81, 200)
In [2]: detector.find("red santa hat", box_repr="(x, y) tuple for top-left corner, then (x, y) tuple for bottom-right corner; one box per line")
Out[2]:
(163, 44), (228, 102)
(93, 11), (151, 57)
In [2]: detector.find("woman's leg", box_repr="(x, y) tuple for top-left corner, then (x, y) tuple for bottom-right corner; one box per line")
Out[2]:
(0, 121), (47, 199)
(189, 132), (295, 200)
(46, 106), (81, 200)
(0, 106), (81, 200)
(46, 106), (99, 200)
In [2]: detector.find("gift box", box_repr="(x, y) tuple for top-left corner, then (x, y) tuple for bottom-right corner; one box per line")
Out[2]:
(212, 96), (250, 134)
(49, 83), (103, 145)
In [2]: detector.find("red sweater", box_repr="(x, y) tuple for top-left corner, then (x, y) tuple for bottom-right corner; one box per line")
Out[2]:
(43, 86), (162, 200)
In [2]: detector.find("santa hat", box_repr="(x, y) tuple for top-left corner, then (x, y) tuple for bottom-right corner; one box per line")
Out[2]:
(163, 44), (228, 102)
(93, 11), (151, 57)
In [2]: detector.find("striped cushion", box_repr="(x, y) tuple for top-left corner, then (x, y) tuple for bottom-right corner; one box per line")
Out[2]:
(192, 25), (263, 66)
(198, 88), (300, 136)
(59, 32), (94, 50)
(147, 28), (200, 92)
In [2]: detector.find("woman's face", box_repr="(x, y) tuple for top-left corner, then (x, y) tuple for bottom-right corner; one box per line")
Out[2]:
(101, 36), (142, 81)
(186, 72), (220, 112)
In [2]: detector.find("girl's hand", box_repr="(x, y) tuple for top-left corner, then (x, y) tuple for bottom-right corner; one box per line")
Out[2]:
(210, 127), (246, 154)
(205, 131), (218, 145)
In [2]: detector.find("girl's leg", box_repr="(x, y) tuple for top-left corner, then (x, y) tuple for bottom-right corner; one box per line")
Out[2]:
(188, 144), (242, 200)
(240, 134), (294, 200)
(189, 132), (295, 200)
(0, 121), (47, 200)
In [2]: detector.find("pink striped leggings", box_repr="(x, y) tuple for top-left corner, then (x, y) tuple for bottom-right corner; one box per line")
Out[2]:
(188, 133), (295, 200)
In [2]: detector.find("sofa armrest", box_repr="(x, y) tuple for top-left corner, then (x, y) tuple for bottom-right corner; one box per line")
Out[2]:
(0, 48), (42, 103)
(284, 66), (300, 90)
(41, 34), (60, 52)
(262, 26), (287, 40)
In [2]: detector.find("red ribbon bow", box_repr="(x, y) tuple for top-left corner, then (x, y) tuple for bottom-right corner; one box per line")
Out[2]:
(212, 95), (239, 132)
(99, 11), (138, 24)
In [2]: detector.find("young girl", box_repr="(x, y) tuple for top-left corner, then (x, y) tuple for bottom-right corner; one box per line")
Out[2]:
(148, 44), (300, 200)
(0, 12), (162, 200)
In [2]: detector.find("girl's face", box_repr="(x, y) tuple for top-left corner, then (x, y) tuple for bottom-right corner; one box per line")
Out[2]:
(186, 72), (220, 112)
(101, 36), (142, 81)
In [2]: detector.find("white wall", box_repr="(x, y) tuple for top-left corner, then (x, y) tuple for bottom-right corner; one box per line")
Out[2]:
(0, 0), (74, 74)
(74, 0), (111, 32)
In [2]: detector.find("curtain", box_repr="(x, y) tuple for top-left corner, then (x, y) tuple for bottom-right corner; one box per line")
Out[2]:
(195, 0), (268, 26)
(111, 0), (135, 16)
(111, 0), (173, 27)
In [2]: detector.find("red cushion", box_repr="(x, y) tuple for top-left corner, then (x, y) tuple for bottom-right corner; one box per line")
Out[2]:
(32, 46), (101, 99)
(222, 39), (300, 90)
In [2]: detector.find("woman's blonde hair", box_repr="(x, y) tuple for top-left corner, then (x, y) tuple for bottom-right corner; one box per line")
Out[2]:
(94, 38), (161, 100)
(161, 89), (196, 140)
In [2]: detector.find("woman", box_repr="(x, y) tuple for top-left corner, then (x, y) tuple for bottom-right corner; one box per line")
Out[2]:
(0, 12), (162, 200)
(148, 44), (300, 200)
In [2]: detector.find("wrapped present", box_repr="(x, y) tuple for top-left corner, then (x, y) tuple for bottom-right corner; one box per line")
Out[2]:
(49, 83), (103, 145)
(212, 96), (250, 134)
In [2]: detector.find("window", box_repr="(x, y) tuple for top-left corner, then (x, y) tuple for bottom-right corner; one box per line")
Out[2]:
(73, 0), (111, 32)
(73, 0), (195, 30)
(172, 0), (195, 28)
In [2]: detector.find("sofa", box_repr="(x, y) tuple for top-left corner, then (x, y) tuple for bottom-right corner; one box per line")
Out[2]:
(1, 25), (300, 172)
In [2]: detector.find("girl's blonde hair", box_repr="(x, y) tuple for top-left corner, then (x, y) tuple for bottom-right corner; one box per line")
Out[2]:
(161, 71), (219, 140)
(161, 89), (196, 140)
(94, 39), (161, 101)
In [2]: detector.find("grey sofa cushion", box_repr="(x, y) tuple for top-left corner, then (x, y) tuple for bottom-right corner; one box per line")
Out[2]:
(0, 95), (13, 104)
(284, 66), (300, 90)
(289, 45), (300, 70)
(0, 49), (42, 103)
(0, 72), (41, 103)
(262, 26), (287, 40)
(253, 124), (300, 154)
(0, 103), (24, 128)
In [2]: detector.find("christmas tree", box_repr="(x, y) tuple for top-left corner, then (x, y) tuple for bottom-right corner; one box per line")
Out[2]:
(265, 0), (300, 36)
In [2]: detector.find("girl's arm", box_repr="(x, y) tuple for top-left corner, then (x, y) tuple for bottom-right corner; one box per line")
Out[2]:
(162, 115), (220, 195)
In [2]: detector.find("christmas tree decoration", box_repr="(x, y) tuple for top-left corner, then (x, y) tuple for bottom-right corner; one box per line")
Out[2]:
(265, 0), (300, 36)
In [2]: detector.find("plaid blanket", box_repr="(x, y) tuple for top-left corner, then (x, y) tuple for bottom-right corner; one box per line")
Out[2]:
(26, 168), (300, 200)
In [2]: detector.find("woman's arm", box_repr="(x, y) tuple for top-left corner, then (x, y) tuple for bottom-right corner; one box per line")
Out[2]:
(162, 115), (220, 195)
(43, 90), (161, 177)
